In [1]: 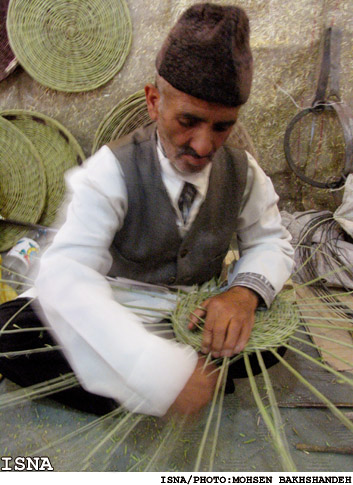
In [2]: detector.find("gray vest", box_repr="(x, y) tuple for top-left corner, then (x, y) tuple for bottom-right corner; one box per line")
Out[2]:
(108, 123), (248, 286)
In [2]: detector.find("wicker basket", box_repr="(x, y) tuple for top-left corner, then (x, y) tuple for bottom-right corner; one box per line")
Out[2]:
(92, 90), (150, 153)
(6, 0), (132, 92)
(1, 110), (86, 226)
(0, 116), (46, 252)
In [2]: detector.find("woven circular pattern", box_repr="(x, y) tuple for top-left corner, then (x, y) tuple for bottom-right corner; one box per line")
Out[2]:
(6, 0), (132, 92)
(1, 110), (85, 226)
(92, 90), (150, 153)
(172, 281), (300, 353)
(0, 0), (17, 81)
(0, 116), (46, 252)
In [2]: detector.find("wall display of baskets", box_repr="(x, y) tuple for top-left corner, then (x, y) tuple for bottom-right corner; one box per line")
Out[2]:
(6, 0), (132, 92)
(0, 0), (18, 82)
(0, 110), (85, 252)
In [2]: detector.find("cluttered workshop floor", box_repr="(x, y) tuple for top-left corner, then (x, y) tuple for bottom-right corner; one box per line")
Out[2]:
(0, 286), (352, 472)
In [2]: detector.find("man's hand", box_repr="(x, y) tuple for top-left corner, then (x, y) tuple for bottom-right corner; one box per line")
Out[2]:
(188, 286), (259, 358)
(169, 355), (218, 415)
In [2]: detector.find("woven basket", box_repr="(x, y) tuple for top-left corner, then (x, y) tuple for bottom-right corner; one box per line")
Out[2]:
(6, 0), (132, 92)
(1, 110), (86, 226)
(0, 116), (46, 252)
(0, 0), (17, 82)
(92, 90), (150, 153)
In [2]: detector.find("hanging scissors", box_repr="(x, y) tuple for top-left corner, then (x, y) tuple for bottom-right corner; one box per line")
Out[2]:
(284, 27), (353, 189)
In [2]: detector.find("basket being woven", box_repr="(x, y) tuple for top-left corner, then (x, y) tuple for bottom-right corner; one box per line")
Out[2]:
(0, 0), (17, 82)
(0, 116), (46, 252)
(6, 0), (132, 92)
(1, 110), (85, 226)
(171, 281), (300, 354)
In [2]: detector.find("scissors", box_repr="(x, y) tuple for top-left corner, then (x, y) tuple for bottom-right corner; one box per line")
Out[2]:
(284, 27), (353, 189)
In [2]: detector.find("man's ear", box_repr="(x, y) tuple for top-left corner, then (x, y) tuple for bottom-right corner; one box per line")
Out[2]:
(145, 84), (160, 121)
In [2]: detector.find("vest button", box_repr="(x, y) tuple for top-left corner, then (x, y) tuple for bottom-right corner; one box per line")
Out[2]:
(180, 249), (188, 258)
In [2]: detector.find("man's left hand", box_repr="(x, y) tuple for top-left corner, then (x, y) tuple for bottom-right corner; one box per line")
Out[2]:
(188, 286), (259, 358)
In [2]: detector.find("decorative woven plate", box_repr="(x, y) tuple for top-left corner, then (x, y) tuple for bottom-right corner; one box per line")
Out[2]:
(1, 110), (86, 226)
(92, 90), (150, 153)
(0, 0), (17, 81)
(0, 116), (46, 252)
(6, 0), (132, 92)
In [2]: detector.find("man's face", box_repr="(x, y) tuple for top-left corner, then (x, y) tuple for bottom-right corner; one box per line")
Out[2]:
(145, 80), (241, 174)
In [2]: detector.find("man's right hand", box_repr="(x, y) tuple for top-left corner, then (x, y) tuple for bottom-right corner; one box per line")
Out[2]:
(168, 355), (219, 416)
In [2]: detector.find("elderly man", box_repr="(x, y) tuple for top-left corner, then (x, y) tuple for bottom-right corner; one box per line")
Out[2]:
(0, 3), (293, 417)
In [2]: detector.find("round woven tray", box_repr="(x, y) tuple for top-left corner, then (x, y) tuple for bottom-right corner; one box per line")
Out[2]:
(0, 116), (46, 252)
(92, 90), (150, 153)
(6, 0), (132, 92)
(0, 0), (17, 82)
(1, 109), (86, 226)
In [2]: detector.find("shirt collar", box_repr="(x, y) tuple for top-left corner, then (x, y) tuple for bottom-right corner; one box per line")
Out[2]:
(156, 132), (211, 199)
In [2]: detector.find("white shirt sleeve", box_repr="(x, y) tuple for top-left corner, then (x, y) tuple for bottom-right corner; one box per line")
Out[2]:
(35, 146), (198, 417)
(227, 152), (295, 306)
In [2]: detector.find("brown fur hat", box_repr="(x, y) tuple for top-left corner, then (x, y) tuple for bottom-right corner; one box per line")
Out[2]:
(156, 3), (253, 107)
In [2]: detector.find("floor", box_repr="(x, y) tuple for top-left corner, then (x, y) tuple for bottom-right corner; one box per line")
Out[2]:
(1, 317), (352, 473)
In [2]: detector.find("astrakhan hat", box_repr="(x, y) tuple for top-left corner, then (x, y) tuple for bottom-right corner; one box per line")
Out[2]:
(156, 3), (253, 106)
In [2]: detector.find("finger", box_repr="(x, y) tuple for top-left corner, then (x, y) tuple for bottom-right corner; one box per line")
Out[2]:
(233, 321), (253, 354)
(202, 309), (228, 358)
(188, 299), (210, 329)
(188, 306), (207, 330)
(220, 319), (242, 357)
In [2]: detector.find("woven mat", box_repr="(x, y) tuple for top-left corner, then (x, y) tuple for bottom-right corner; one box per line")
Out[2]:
(0, 0), (17, 82)
(1, 110), (85, 226)
(0, 116), (46, 252)
(6, 0), (132, 92)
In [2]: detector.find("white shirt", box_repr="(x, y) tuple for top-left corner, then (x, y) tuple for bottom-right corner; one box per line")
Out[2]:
(34, 143), (294, 417)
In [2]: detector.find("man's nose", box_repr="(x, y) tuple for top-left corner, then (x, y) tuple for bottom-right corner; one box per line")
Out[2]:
(189, 126), (214, 158)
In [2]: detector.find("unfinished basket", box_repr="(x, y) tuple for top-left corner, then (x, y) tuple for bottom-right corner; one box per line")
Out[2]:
(171, 281), (300, 354)
(6, 0), (132, 92)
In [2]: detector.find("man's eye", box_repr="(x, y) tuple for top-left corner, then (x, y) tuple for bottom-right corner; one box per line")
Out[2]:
(214, 123), (232, 132)
(178, 118), (197, 128)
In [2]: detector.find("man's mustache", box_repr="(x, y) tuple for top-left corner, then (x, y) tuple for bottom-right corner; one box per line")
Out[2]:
(177, 146), (214, 160)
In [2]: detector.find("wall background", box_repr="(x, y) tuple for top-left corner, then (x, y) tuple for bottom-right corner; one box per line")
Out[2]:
(1, 0), (352, 212)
